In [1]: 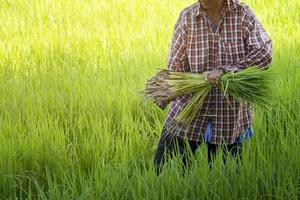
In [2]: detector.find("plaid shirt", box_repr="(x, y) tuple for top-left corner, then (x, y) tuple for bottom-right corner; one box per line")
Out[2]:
(159, 0), (272, 144)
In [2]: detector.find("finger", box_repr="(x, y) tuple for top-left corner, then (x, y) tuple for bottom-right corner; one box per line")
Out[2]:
(203, 72), (209, 81)
(207, 73), (213, 80)
(210, 74), (216, 80)
(209, 74), (217, 81)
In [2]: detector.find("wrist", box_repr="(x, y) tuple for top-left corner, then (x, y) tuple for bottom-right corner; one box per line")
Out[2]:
(220, 67), (228, 73)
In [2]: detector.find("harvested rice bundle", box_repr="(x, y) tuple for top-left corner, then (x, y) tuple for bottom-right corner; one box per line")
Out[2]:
(144, 69), (211, 108)
(219, 67), (274, 107)
(144, 67), (274, 125)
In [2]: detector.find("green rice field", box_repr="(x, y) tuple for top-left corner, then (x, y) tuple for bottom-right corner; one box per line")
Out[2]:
(0, 0), (299, 199)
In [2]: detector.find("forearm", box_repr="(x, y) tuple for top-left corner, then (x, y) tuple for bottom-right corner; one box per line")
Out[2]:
(220, 40), (272, 73)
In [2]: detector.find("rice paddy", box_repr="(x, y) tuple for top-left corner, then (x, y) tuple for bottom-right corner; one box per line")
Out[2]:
(0, 0), (299, 199)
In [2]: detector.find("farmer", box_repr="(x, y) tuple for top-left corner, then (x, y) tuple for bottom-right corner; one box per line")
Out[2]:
(153, 0), (272, 176)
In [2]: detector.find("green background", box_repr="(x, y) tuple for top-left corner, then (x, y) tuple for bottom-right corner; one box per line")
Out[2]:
(0, 0), (299, 199)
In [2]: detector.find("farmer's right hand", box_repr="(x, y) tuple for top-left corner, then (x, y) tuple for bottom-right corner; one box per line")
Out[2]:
(203, 69), (224, 85)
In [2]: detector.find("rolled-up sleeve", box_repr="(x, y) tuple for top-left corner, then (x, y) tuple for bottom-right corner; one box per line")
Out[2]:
(221, 6), (272, 72)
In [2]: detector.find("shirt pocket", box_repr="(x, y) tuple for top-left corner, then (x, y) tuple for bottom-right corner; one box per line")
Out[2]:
(221, 38), (246, 64)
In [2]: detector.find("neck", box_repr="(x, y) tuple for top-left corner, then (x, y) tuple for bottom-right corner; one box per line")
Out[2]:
(201, 0), (225, 13)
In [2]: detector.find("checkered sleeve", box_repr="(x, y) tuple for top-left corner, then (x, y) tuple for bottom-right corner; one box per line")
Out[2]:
(221, 6), (272, 73)
(154, 11), (189, 110)
(167, 11), (189, 72)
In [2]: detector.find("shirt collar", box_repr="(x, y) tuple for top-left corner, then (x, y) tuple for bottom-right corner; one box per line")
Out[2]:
(193, 0), (239, 17)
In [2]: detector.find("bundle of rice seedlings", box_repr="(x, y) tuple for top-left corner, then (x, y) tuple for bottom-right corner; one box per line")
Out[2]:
(144, 67), (274, 125)
(219, 67), (274, 107)
(144, 69), (211, 108)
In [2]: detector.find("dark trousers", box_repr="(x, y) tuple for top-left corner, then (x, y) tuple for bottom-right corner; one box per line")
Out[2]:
(153, 127), (242, 176)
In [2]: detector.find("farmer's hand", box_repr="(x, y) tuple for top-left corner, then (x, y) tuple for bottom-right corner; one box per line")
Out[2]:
(203, 69), (224, 85)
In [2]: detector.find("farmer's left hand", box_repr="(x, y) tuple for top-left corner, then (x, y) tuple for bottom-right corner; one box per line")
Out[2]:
(203, 69), (224, 85)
